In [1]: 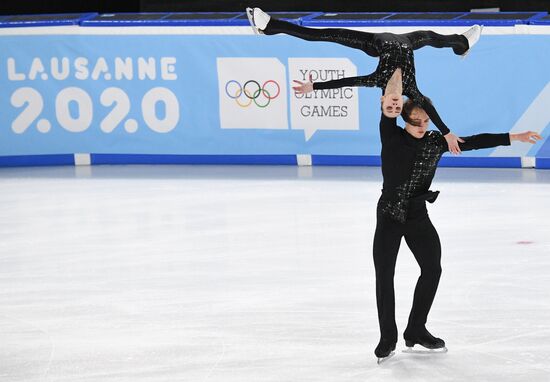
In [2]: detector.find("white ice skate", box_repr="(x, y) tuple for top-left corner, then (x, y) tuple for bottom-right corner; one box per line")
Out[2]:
(402, 329), (448, 354)
(246, 7), (271, 35)
(375, 339), (397, 364)
(377, 351), (396, 364)
(403, 342), (448, 354)
(461, 24), (483, 58)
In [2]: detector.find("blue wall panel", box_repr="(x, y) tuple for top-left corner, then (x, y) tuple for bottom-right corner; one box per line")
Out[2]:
(0, 13), (549, 168)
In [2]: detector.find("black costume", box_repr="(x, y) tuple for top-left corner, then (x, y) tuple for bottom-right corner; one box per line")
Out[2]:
(375, 114), (510, 350)
(263, 19), (469, 135)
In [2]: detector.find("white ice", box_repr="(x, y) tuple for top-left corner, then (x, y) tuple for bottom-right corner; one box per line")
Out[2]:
(1, 165), (549, 382)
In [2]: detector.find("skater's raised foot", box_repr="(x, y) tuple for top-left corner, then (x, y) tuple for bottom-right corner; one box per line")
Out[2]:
(246, 7), (271, 35)
(375, 338), (396, 364)
(460, 24), (483, 58)
(403, 327), (447, 353)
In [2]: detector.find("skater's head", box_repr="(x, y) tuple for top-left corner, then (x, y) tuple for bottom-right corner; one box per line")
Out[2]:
(402, 98), (431, 138)
(380, 94), (404, 118)
(381, 68), (403, 118)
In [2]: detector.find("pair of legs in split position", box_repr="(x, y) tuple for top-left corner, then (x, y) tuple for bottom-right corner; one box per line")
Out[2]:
(257, 16), (468, 57)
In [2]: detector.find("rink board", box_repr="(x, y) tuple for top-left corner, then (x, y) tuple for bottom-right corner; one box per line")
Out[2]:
(0, 20), (550, 168)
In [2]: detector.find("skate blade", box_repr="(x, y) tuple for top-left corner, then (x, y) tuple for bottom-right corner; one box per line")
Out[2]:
(403, 346), (448, 354)
(377, 351), (395, 364)
(246, 8), (263, 35)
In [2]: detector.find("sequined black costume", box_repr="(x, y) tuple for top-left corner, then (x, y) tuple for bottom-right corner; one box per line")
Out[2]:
(374, 113), (510, 344)
(263, 19), (469, 135)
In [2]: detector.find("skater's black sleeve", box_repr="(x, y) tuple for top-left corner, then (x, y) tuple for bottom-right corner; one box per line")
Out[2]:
(313, 73), (378, 90)
(444, 133), (511, 152)
(406, 88), (450, 136)
(379, 113), (401, 143)
(419, 99), (450, 136)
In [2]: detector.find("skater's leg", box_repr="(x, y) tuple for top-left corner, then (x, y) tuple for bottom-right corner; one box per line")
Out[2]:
(373, 211), (403, 342)
(402, 213), (446, 351)
(264, 18), (379, 56)
(403, 30), (468, 55)
(403, 214), (442, 331)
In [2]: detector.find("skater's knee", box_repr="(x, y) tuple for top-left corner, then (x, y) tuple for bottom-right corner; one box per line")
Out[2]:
(418, 260), (441, 277)
(421, 265), (442, 280)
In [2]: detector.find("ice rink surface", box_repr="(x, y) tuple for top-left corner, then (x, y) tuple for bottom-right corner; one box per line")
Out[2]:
(1, 164), (549, 382)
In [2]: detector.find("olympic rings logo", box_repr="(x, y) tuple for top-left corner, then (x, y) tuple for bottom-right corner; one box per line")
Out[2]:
(224, 80), (281, 108)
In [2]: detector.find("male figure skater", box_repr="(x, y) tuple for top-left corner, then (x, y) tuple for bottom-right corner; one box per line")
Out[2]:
(372, 99), (540, 362)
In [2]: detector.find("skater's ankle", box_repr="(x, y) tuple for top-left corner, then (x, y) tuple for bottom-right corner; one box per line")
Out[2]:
(404, 325), (428, 338)
(404, 324), (424, 332)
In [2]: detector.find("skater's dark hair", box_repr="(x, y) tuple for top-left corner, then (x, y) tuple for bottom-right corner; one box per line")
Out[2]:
(402, 97), (432, 126)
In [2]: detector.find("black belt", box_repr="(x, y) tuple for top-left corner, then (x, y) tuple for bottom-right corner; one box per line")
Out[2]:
(409, 190), (440, 204)
(380, 190), (440, 204)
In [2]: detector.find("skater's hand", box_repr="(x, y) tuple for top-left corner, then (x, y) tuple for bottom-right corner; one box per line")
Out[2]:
(510, 131), (542, 144)
(292, 74), (314, 95)
(444, 133), (465, 155)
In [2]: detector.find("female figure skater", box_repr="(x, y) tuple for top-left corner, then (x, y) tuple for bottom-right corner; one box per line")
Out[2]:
(372, 99), (540, 363)
(246, 7), (482, 154)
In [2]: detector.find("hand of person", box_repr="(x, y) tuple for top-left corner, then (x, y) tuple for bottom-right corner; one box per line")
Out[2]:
(510, 131), (542, 144)
(444, 132), (465, 155)
(292, 73), (314, 95)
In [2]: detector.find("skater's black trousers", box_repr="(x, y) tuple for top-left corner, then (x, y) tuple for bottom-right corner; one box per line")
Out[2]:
(373, 200), (441, 341)
(263, 18), (468, 56)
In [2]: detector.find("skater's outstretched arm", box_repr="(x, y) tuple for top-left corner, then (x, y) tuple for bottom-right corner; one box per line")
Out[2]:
(292, 72), (378, 94)
(313, 73), (378, 90)
(453, 131), (542, 152)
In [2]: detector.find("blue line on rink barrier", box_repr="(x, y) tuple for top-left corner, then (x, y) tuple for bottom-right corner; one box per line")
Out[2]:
(304, 12), (465, 27)
(0, 154), (74, 167)
(0, 13), (97, 28)
(0, 154), (544, 168)
(312, 155), (522, 168)
(295, 11), (548, 27)
(312, 155), (381, 166)
(79, 12), (320, 27)
(438, 156), (521, 168)
(536, 158), (550, 169)
(81, 13), (244, 27)
(530, 16), (550, 25)
(90, 154), (298, 165)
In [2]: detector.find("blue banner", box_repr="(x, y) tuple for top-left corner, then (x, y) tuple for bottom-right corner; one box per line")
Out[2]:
(0, 27), (549, 164)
